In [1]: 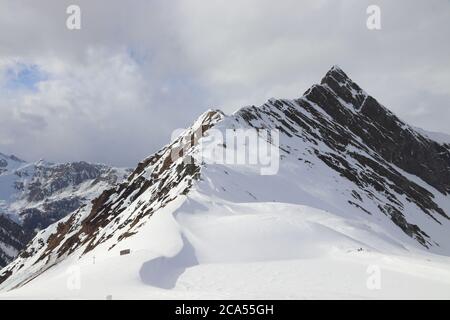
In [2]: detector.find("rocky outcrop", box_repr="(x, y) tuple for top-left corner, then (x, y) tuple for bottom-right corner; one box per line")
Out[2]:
(317, 67), (450, 195)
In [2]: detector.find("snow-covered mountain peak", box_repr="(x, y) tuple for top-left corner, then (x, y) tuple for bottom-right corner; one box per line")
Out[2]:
(1, 68), (450, 298)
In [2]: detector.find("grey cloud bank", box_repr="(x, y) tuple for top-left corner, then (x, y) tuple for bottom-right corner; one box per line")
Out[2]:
(0, 0), (449, 166)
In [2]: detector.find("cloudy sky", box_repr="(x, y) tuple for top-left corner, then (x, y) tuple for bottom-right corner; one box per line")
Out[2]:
(0, 0), (449, 167)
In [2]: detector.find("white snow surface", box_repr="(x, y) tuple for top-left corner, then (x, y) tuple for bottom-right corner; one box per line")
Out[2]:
(0, 191), (450, 299)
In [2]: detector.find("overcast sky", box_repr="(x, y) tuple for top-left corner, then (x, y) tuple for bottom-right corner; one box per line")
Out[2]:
(0, 0), (449, 167)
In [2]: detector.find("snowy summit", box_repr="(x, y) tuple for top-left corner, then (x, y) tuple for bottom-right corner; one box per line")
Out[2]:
(0, 66), (450, 299)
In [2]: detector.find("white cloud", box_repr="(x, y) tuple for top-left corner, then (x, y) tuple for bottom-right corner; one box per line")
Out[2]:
(0, 0), (449, 165)
(0, 48), (157, 165)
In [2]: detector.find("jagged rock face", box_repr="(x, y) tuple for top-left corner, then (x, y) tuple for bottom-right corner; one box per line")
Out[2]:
(1, 67), (449, 289)
(312, 67), (450, 195)
(25, 162), (114, 202)
(13, 161), (129, 233)
(20, 198), (83, 234)
(0, 215), (28, 267)
(1, 161), (129, 229)
(0, 160), (7, 174)
(0, 156), (130, 267)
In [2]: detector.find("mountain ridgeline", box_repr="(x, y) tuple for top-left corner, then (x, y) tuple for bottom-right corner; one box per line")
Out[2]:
(0, 66), (449, 290)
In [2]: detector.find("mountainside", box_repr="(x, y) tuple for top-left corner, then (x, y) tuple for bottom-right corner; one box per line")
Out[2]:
(0, 153), (130, 267)
(1, 66), (449, 298)
(0, 215), (27, 267)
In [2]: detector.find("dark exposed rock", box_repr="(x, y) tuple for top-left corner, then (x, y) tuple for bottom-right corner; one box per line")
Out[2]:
(0, 215), (30, 267)
(26, 162), (112, 202)
(20, 197), (83, 235)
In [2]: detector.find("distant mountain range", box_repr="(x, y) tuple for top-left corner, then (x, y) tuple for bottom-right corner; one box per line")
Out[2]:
(0, 153), (130, 267)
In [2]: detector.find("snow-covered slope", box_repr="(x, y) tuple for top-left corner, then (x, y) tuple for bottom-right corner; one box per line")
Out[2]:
(0, 154), (130, 267)
(1, 66), (449, 299)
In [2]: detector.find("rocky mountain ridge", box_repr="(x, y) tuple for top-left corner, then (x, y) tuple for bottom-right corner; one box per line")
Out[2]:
(0, 66), (449, 293)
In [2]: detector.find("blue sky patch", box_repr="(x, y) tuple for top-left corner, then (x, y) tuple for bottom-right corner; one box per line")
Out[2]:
(4, 63), (48, 91)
